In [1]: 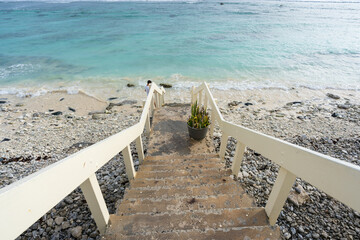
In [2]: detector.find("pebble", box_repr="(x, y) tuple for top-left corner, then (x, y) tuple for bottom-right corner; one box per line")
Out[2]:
(70, 226), (82, 239)
(326, 93), (340, 99)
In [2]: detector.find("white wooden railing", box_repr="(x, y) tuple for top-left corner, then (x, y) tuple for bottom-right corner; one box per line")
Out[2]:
(0, 83), (165, 240)
(191, 82), (360, 225)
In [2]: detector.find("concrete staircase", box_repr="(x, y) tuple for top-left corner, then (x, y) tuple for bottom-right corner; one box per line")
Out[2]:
(103, 105), (280, 239)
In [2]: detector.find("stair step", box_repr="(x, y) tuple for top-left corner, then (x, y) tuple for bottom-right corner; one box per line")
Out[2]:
(139, 162), (223, 172)
(117, 194), (255, 215)
(142, 157), (222, 166)
(123, 183), (244, 201)
(135, 168), (231, 179)
(104, 226), (280, 240)
(129, 175), (234, 188)
(145, 154), (219, 161)
(106, 208), (270, 236)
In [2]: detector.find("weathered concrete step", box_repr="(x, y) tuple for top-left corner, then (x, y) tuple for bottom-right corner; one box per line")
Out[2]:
(145, 154), (219, 161)
(104, 226), (280, 240)
(116, 194), (255, 215)
(135, 168), (231, 179)
(129, 174), (233, 189)
(139, 162), (223, 172)
(106, 208), (270, 237)
(123, 183), (244, 200)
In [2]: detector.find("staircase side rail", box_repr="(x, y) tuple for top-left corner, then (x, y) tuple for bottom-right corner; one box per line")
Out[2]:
(192, 82), (360, 225)
(0, 83), (165, 240)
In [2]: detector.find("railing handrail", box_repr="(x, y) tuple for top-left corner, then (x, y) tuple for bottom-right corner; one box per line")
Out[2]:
(0, 83), (165, 240)
(192, 82), (360, 225)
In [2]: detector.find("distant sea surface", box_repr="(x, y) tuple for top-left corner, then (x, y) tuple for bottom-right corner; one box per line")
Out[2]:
(1, 0), (360, 96)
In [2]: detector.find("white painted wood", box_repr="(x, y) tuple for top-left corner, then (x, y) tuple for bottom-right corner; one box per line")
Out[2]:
(122, 145), (136, 179)
(222, 120), (360, 213)
(135, 135), (144, 164)
(265, 168), (296, 225)
(198, 90), (203, 106)
(231, 141), (246, 175)
(204, 91), (208, 110)
(145, 113), (151, 135)
(209, 110), (215, 137)
(191, 86), (195, 104)
(219, 133), (229, 160)
(80, 174), (109, 234)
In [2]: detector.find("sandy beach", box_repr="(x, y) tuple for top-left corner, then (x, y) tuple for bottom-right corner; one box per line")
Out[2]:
(1, 86), (359, 239)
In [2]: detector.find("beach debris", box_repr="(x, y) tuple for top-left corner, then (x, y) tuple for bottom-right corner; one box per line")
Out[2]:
(286, 101), (302, 106)
(108, 97), (118, 101)
(331, 112), (342, 118)
(326, 93), (340, 100)
(49, 109), (54, 112)
(160, 83), (172, 88)
(228, 100), (241, 107)
(337, 104), (351, 110)
(59, 98), (65, 101)
(287, 185), (309, 207)
(1, 138), (10, 142)
(244, 102), (253, 106)
(68, 107), (76, 112)
(187, 197), (196, 204)
(0, 155), (50, 164)
(15, 103), (24, 107)
(51, 111), (63, 116)
(127, 83), (135, 87)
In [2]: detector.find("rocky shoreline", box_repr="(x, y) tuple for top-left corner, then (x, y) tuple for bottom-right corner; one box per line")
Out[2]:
(1, 89), (359, 239)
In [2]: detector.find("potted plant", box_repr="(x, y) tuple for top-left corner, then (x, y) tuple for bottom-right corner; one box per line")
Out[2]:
(187, 101), (210, 140)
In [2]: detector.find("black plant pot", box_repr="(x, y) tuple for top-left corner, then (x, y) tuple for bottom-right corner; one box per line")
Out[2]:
(188, 125), (209, 140)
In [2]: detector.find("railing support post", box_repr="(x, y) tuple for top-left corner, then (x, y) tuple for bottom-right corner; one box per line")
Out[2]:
(80, 174), (109, 235)
(198, 90), (203, 106)
(161, 93), (165, 106)
(210, 110), (215, 137)
(204, 92), (208, 110)
(122, 145), (136, 179)
(231, 141), (246, 175)
(219, 133), (229, 160)
(145, 113), (151, 135)
(265, 167), (296, 225)
(135, 135), (144, 164)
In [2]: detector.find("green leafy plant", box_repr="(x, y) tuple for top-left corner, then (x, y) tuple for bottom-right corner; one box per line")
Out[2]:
(187, 101), (210, 129)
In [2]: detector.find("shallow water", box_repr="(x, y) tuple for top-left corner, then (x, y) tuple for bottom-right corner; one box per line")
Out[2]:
(0, 0), (360, 95)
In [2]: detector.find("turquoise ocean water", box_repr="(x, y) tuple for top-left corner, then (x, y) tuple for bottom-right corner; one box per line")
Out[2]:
(0, 0), (360, 95)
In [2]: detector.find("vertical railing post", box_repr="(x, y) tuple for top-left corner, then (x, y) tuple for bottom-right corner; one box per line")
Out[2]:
(219, 133), (229, 160)
(231, 141), (246, 175)
(210, 110), (215, 137)
(135, 135), (144, 164)
(80, 174), (109, 234)
(161, 92), (165, 106)
(145, 113), (151, 135)
(198, 90), (203, 106)
(204, 91), (208, 110)
(150, 96), (154, 115)
(122, 145), (136, 179)
(265, 167), (296, 225)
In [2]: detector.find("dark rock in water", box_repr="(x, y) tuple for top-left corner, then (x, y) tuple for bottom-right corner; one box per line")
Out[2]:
(244, 102), (253, 106)
(108, 97), (118, 101)
(286, 101), (302, 106)
(1, 138), (10, 142)
(127, 83), (135, 87)
(160, 83), (172, 88)
(0, 100), (6, 104)
(51, 111), (63, 116)
(59, 98), (65, 101)
(220, 2), (224, 5)
(326, 93), (340, 100)
(68, 107), (76, 112)
(228, 101), (241, 107)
